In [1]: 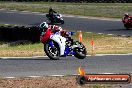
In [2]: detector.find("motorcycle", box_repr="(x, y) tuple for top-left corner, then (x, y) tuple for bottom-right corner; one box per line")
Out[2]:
(122, 16), (132, 29)
(40, 29), (87, 60)
(46, 13), (64, 24)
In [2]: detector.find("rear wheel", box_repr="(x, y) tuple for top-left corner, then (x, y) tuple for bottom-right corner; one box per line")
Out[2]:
(44, 40), (60, 60)
(74, 41), (87, 59)
(124, 24), (130, 29)
(61, 20), (64, 24)
(46, 14), (49, 18)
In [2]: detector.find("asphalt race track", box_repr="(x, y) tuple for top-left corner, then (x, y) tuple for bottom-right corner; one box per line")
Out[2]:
(0, 10), (132, 36)
(0, 55), (132, 77)
(0, 10), (132, 77)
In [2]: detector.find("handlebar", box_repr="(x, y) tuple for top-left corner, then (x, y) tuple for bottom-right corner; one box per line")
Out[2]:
(67, 32), (75, 36)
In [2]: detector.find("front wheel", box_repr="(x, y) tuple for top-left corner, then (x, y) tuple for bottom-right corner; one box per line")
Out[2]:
(44, 40), (60, 60)
(73, 41), (87, 59)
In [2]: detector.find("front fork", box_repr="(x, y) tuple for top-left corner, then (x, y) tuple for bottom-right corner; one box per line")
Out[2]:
(49, 41), (54, 48)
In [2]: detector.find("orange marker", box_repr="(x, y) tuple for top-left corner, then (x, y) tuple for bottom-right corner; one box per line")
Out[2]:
(91, 36), (95, 55)
(79, 31), (82, 42)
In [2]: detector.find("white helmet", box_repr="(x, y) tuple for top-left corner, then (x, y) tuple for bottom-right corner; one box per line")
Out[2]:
(52, 25), (62, 31)
(58, 27), (62, 31)
(39, 22), (48, 29)
(124, 13), (129, 17)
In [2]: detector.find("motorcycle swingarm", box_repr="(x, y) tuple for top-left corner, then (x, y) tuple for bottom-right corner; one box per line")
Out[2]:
(63, 46), (76, 56)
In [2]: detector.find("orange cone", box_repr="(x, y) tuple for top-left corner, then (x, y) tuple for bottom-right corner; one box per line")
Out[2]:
(79, 31), (82, 42)
(91, 37), (95, 55)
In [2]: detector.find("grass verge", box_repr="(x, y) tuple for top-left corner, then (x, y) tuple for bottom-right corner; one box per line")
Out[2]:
(0, 2), (132, 18)
(0, 32), (132, 57)
(0, 24), (16, 27)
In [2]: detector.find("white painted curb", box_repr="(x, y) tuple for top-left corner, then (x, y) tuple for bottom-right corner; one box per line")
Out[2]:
(0, 56), (48, 59)
(1, 53), (132, 59)
(2, 72), (132, 78)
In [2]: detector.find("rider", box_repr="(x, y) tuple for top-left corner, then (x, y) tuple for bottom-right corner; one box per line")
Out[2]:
(122, 13), (129, 22)
(49, 7), (57, 23)
(39, 22), (67, 37)
(39, 22), (49, 36)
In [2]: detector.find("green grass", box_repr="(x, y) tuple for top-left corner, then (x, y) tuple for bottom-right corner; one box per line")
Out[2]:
(0, 43), (44, 57)
(0, 2), (132, 18)
(81, 32), (132, 54)
(0, 24), (16, 27)
(0, 32), (132, 57)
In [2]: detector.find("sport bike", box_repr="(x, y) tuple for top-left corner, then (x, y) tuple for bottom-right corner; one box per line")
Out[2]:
(46, 13), (64, 24)
(40, 29), (87, 60)
(122, 16), (132, 29)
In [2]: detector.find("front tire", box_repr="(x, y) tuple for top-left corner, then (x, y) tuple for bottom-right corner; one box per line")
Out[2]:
(44, 40), (60, 60)
(74, 41), (87, 59)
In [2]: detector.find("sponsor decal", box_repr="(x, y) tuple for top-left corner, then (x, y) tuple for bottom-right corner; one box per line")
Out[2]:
(77, 67), (131, 85)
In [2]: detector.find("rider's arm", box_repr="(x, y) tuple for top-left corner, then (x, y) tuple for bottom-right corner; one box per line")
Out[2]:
(53, 10), (57, 13)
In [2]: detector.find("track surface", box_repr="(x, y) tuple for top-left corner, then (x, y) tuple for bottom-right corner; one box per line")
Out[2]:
(0, 10), (132, 77)
(0, 55), (132, 77)
(0, 10), (132, 36)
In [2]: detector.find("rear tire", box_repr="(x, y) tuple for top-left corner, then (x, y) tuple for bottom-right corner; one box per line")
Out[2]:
(74, 41), (87, 59)
(124, 24), (130, 29)
(46, 14), (49, 18)
(44, 40), (60, 60)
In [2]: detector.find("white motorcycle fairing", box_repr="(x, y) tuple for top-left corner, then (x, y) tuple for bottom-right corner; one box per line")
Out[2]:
(50, 32), (66, 55)
(59, 14), (62, 18)
(59, 14), (63, 20)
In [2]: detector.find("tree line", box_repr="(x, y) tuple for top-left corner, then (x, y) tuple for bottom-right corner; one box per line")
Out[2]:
(0, 0), (132, 3)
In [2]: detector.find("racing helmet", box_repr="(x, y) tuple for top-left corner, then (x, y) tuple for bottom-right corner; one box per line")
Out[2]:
(39, 22), (48, 30)
(124, 13), (129, 17)
(52, 26), (62, 31)
(58, 27), (63, 31)
(51, 25), (59, 30)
